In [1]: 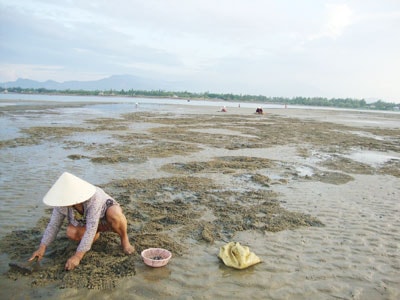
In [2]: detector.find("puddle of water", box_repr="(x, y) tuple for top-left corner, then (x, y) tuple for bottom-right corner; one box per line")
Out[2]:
(0, 118), (21, 140)
(0, 103), (171, 141)
(349, 131), (385, 141)
(344, 151), (400, 166)
(263, 172), (284, 180)
(68, 132), (122, 145)
(190, 128), (258, 138)
(304, 150), (333, 165)
(295, 166), (314, 177)
(128, 122), (165, 132)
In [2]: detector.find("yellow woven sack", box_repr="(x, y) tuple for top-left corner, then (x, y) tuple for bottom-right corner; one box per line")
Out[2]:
(218, 242), (261, 269)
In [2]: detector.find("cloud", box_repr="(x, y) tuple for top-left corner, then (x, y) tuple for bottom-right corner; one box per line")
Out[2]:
(0, 63), (106, 82)
(309, 3), (353, 40)
(0, 0), (399, 102)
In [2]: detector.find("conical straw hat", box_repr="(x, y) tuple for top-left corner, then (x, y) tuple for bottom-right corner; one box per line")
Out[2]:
(43, 172), (96, 207)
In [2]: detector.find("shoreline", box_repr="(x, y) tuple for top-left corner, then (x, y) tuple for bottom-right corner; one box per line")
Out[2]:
(1, 89), (399, 112)
(1, 94), (400, 115)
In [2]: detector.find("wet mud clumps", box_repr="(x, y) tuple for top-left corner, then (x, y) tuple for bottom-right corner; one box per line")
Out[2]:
(378, 159), (400, 178)
(320, 157), (376, 175)
(2, 110), (399, 161)
(1, 227), (137, 290)
(0, 229), (43, 260)
(161, 156), (276, 174)
(106, 174), (324, 244)
(161, 156), (354, 186)
(320, 156), (400, 178)
(122, 112), (400, 154)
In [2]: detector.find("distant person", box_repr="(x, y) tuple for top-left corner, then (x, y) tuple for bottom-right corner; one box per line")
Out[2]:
(29, 172), (135, 271)
(256, 107), (264, 114)
(221, 106), (227, 112)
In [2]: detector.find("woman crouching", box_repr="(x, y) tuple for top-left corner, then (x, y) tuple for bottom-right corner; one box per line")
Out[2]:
(29, 172), (135, 271)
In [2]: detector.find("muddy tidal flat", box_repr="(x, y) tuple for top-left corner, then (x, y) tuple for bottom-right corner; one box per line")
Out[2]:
(0, 100), (399, 299)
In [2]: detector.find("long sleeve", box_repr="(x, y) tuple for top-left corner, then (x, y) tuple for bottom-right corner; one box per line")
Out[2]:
(40, 207), (66, 246)
(76, 189), (104, 252)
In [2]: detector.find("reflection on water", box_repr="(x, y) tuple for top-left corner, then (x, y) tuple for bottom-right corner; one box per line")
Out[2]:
(345, 150), (400, 166)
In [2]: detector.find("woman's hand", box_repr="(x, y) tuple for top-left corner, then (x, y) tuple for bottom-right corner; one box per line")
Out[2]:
(29, 244), (46, 262)
(65, 252), (85, 271)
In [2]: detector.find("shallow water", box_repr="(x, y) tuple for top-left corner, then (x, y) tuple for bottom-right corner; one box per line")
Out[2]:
(344, 150), (400, 167)
(1, 98), (399, 299)
(0, 93), (286, 110)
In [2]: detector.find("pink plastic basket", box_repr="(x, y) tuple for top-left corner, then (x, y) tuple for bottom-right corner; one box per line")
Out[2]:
(141, 248), (172, 267)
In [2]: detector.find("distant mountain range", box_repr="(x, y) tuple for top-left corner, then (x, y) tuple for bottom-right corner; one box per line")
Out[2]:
(0, 75), (184, 91)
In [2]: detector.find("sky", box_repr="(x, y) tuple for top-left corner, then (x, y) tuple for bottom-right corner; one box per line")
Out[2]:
(0, 0), (399, 102)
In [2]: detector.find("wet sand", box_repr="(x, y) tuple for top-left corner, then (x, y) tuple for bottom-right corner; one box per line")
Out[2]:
(0, 101), (399, 299)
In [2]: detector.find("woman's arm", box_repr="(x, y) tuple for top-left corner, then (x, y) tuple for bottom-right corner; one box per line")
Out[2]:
(30, 207), (66, 261)
(65, 250), (86, 270)
(65, 198), (103, 270)
(40, 207), (66, 246)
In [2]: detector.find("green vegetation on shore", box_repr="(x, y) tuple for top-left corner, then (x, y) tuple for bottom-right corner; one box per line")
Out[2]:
(1, 87), (398, 111)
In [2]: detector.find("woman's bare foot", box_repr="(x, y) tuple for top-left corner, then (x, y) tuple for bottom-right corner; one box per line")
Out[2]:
(123, 243), (135, 255)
